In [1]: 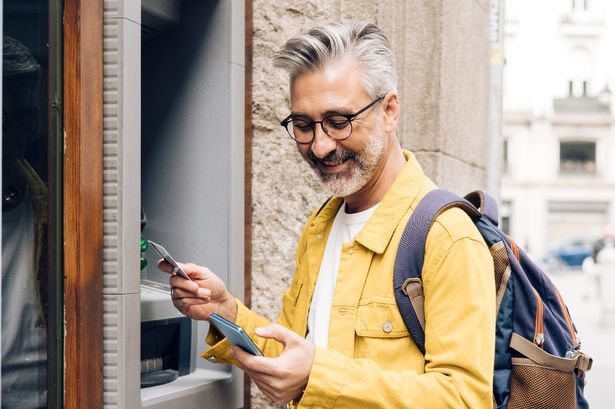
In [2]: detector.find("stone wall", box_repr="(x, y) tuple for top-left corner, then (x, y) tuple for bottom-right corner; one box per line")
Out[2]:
(250, 1), (490, 407)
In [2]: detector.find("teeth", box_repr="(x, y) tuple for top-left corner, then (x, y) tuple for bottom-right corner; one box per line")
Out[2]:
(324, 160), (344, 166)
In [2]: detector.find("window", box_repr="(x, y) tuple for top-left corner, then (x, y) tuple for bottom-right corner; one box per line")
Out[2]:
(500, 200), (512, 235)
(569, 80), (590, 97)
(2, 1), (63, 407)
(547, 201), (607, 249)
(559, 141), (596, 175)
(502, 139), (509, 174)
(571, 0), (590, 12)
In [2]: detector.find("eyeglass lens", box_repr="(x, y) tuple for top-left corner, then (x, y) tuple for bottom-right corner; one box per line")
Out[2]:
(288, 115), (352, 143)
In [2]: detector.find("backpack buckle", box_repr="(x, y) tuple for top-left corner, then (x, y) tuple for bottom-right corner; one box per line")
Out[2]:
(572, 350), (593, 372)
(401, 278), (425, 331)
(401, 277), (423, 297)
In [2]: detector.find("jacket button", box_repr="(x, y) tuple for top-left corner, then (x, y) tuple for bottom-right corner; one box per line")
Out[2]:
(383, 321), (393, 333)
(316, 233), (322, 240)
(348, 248), (354, 254)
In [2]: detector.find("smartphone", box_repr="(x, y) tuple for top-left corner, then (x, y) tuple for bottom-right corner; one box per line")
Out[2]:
(209, 313), (263, 356)
(148, 240), (192, 281)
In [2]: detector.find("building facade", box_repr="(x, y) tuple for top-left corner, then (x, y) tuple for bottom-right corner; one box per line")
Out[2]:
(502, 0), (615, 261)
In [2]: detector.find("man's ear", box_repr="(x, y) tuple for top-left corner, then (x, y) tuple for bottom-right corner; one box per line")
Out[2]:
(381, 91), (399, 133)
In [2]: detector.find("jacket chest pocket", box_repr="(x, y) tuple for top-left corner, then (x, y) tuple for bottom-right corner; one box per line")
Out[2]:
(354, 300), (423, 371)
(355, 300), (409, 338)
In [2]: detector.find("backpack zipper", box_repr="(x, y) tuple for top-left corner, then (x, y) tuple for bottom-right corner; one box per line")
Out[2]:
(508, 238), (521, 261)
(555, 288), (578, 346)
(532, 288), (545, 348)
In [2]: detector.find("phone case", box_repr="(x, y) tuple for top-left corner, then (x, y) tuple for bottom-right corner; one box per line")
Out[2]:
(209, 313), (263, 356)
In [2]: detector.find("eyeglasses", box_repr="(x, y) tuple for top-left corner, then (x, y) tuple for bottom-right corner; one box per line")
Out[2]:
(280, 96), (384, 144)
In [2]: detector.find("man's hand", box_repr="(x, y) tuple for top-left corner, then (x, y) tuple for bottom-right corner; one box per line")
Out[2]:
(157, 260), (237, 322)
(232, 323), (315, 405)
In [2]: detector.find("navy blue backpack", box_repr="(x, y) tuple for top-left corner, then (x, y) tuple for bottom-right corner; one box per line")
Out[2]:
(394, 190), (593, 409)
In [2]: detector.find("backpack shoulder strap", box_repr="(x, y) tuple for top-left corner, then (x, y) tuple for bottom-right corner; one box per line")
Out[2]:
(394, 189), (482, 354)
(464, 190), (499, 226)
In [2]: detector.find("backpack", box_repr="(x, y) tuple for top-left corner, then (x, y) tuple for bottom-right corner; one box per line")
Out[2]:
(394, 189), (593, 409)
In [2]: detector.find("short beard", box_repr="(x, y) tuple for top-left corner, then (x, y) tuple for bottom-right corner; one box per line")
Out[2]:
(303, 131), (386, 198)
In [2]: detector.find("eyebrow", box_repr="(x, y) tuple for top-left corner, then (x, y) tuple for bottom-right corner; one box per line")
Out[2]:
(290, 107), (354, 119)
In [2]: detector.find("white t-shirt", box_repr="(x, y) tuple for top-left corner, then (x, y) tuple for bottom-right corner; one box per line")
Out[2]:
(2, 196), (47, 408)
(306, 201), (379, 348)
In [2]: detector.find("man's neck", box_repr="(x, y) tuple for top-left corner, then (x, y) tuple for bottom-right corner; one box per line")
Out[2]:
(343, 142), (406, 213)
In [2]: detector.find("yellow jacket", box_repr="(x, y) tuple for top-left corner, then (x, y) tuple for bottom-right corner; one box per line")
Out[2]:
(203, 151), (496, 408)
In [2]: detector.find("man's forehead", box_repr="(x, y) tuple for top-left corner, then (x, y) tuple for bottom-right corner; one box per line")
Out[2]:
(289, 58), (368, 113)
(291, 58), (362, 90)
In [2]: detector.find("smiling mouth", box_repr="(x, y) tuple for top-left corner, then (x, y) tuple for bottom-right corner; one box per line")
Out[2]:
(319, 158), (351, 173)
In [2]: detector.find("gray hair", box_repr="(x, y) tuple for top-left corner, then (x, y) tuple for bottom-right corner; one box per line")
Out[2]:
(274, 21), (397, 99)
(3, 36), (40, 109)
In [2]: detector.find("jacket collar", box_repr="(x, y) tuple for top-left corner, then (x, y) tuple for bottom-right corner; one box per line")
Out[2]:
(312, 150), (429, 254)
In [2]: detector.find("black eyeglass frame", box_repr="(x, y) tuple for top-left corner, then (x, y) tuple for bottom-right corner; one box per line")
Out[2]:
(279, 96), (385, 144)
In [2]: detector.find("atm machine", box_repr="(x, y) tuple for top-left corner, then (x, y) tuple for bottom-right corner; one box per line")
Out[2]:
(102, 0), (245, 407)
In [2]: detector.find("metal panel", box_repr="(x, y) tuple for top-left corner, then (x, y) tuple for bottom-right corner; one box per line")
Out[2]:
(103, 1), (142, 407)
(104, 0), (141, 23)
(103, 294), (141, 409)
(103, 0), (245, 407)
(102, 13), (141, 296)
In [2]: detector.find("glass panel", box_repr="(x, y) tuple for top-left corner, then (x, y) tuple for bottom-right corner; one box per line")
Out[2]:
(2, 0), (62, 408)
(559, 141), (596, 175)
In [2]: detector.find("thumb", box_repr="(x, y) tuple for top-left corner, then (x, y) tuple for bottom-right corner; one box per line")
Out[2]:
(254, 323), (296, 346)
(177, 262), (213, 281)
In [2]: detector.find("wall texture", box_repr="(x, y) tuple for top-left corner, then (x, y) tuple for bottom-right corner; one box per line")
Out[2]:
(250, 1), (490, 407)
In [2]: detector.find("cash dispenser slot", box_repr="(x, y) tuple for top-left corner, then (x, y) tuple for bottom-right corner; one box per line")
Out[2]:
(141, 316), (191, 388)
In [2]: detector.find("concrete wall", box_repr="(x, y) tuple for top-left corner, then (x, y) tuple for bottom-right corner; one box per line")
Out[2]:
(250, 1), (490, 407)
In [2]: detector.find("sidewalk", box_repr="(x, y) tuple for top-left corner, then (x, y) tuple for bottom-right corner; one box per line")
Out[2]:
(549, 270), (615, 409)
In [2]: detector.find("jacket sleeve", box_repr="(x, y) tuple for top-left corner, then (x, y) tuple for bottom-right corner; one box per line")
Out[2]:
(297, 231), (496, 409)
(201, 215), (313, 363)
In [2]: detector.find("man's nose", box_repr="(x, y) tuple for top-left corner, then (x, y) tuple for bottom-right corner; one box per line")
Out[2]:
(310, 123), (337, 159)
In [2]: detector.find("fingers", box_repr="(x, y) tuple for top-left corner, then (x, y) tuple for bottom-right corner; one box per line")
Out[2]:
(170, 285), (211, 314)
(232, 346), (291, 379)
(157, 259), (174, 274)
(240, 368), (279, 403)
(169, 274), (200, 293)
(170, 285), (211, 300)
(232, 346), (259, 367)
(157, 260), (214, 282)
(232, 347), (271, 377)
(177, 262), (214, 281)
(240, 362), (293, 405)
(233, 341), (310, 405)
(169, 280), (211, 316)
(254, 323), (299, 347)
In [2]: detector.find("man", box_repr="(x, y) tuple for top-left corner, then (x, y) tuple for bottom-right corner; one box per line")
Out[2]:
(2, 36), (48, 408)
(160, 21), (495, 408)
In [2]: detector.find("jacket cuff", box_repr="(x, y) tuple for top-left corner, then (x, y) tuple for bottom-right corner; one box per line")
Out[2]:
(298, 347), (349, 408)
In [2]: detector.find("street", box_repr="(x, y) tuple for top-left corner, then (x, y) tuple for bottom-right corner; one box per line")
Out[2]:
(549, 269), (615, 409)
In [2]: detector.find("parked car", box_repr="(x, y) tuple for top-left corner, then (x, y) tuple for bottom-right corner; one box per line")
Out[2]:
(543, 237), (596, 269)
